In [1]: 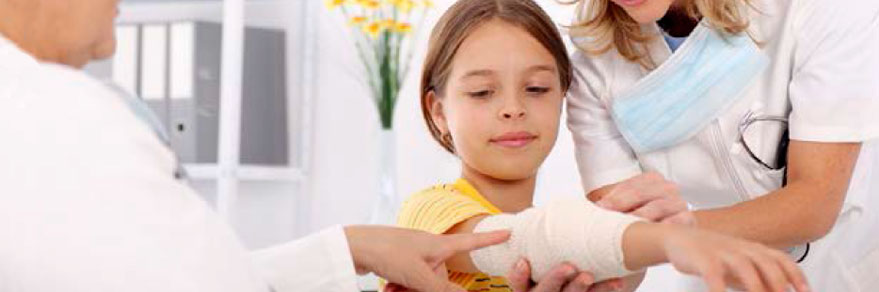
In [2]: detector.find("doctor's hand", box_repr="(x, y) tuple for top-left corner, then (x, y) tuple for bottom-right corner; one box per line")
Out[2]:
(344, 226), (510, 292)
(383, 256), (603, 292)
(589, 172), (695, 226)
(506, 259), (613, 292)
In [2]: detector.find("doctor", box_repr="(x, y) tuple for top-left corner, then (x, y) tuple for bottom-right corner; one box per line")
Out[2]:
(566, 0), (879, 290)
(0, 0), (598, 291)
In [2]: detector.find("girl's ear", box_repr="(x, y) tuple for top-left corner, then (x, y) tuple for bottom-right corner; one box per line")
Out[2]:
(427, 90), (449, 134)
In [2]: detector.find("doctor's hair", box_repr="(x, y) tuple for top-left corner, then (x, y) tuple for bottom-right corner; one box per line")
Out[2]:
(568, 0), (754, 68)
(420, 0), (573, 154)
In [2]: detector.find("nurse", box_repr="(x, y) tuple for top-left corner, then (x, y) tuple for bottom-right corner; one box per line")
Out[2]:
(565, 0), (879, 290)
(0, 0), (595, 291)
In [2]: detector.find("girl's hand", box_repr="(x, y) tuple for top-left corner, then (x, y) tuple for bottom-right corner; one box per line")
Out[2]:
(661, 226), (811, 292)
(590, 172), (695, 225)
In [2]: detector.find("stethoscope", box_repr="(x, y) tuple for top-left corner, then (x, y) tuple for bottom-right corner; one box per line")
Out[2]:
(739, 113), (809, 263)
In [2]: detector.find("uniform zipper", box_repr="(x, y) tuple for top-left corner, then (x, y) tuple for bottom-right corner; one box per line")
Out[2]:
(709, 122), (750, 202)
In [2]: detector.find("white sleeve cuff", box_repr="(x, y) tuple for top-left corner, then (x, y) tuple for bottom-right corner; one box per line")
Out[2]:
(790, 123), (879, 143)
(251, 225), (359, 292)
(581, 165), (643, 195)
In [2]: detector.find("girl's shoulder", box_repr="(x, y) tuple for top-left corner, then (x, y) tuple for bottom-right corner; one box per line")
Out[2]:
(397, 183), (494, 234)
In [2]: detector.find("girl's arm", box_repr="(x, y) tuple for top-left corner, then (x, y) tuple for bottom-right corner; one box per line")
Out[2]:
(439, 202), (811, 292)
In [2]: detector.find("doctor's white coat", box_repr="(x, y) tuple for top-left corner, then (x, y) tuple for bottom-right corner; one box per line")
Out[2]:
(0, 35), (358, 291)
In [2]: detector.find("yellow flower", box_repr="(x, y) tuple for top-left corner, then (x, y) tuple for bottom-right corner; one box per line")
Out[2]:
(357, 0), (380, 9)
(422, 0), (434, 8)
(379, 19), (397, 29)
(325, 0), (346, 10)
(363, 21), (383, 38)
(393, 22), (413, 34)
(348, 16), (368, 26)
(393, 0), (415, 12)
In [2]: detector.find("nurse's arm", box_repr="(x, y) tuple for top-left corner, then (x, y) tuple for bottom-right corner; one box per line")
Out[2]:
(692, 141), (861, 249)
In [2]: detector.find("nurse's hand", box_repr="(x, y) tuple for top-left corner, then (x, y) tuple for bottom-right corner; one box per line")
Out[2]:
(344, 226), (510, 292)
(506, 259), (613, 292)
(590, 172), (695, 225)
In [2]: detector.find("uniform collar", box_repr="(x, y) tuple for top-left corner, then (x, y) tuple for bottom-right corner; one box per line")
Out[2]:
(453, 178), (503, 214)
(0, 32), (42, 70)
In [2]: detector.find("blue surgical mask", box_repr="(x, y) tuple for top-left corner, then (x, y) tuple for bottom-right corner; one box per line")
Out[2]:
(611, 23), (769, 153)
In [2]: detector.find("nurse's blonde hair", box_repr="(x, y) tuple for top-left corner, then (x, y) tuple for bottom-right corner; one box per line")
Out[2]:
(568, 0), (753, 68)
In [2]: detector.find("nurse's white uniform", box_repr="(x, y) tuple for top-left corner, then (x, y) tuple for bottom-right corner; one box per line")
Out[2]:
(0, 35), (358, 291)
(567, 0), (879, 291)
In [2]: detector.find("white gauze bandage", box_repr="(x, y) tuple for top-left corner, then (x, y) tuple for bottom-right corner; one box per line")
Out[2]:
(471, 199), (644, 281)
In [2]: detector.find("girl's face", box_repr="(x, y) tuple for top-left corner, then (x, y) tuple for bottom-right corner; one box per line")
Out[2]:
(429, 19), (564, 181)
(610, 0), (676, 24)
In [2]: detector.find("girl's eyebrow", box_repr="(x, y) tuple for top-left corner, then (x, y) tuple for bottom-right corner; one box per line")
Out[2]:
(461, 65), (556, 80)
(526, 64), (556, 74)
(461, 69), (495, 79)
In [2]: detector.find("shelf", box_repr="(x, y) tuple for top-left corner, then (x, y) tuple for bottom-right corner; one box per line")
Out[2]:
(184, 164), (305, 181)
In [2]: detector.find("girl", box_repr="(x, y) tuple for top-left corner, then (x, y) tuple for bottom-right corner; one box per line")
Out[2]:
(392, 0), (811, 291)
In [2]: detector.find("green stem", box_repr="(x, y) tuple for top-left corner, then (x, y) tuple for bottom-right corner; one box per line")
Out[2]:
(379, 29), (397, 129)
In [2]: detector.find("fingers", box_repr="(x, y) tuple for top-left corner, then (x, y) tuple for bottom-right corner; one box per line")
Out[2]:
(404, 262), (466, 292)
(701, 265), (726, 292)
(439, 230), (511, 259)
(741, 244), (811, 292)
(686, 250), (725, 292)
(506, 259), (532, 292)
(596, 183), (657, 212)
(661, 211), (697, 226)
(631, 199), (690, 222)
(532, 263), (579, 292)
(743, 247), (788, 292)
(561, 273), (597, 292)
(768, 249), (811, 292)
(597, 172), (678, 213)
(724, 253), (767, 292)
(584, 278), (623, 292)
(384, 283), (408, 292)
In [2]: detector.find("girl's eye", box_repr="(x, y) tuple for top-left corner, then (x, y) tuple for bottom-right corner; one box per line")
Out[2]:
(468, 90), (493, 98)
(526, 86), (551, 95)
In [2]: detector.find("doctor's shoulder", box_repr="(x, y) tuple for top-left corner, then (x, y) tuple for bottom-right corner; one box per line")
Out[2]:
(566, 39), (624, 104)
(26, 63), (121, 105)
(7, 62), (165, 154)
(569, 36), (619, 75)
(14, 62), (141, 127)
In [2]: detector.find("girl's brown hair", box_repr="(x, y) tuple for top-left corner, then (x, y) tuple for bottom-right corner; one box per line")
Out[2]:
(569, 0), (753, 68)
(420, 0), (573, 153)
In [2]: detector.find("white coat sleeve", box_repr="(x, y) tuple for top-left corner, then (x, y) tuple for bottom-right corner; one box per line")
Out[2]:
(788, 0), (879, 142)
(251, 226), (360, 292)
(566, 51), (643, 194)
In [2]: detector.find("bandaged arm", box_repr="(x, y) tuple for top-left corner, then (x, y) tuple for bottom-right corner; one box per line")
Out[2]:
(466, 199), (669, 282)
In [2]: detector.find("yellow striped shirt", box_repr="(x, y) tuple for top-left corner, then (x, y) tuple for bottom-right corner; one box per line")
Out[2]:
(396, 179), (512, 292)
